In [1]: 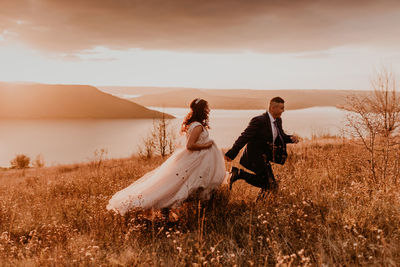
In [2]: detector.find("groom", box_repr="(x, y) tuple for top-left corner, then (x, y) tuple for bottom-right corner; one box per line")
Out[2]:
(224, 97), (299, 197)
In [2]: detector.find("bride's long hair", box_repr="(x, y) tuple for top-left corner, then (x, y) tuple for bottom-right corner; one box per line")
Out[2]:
(181, 98), (210, 133)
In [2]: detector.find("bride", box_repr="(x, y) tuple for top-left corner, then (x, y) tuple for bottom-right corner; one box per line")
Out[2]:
(107, 98), (227, 215)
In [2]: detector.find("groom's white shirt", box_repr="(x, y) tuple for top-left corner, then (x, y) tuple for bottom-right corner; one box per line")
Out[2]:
(267, 111), (278, 142)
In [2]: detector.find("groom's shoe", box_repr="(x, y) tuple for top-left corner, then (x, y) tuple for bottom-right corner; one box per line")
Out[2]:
(229, 167), (240, 190)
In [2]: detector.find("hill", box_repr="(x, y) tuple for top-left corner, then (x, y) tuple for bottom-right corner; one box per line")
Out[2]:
(100, 86), (369, 110)
(99, 86), (182, 96)
(0, 138), (399, 265)
(132, 88), (266, 109)
(0, 83), (173, 119)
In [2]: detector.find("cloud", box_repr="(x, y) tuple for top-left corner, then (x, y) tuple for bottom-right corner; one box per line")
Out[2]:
(0, 0), (400, 54)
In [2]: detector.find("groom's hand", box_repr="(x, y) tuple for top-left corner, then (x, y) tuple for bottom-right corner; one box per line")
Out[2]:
(291, 135), (299, 144)
(224, 155), (232, 162)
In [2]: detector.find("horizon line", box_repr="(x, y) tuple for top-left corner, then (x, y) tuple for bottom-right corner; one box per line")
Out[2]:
(0, 80), (368, 91)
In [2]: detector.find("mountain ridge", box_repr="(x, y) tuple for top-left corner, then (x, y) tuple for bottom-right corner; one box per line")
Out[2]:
(109, 87), (369, 110)
(0, 82), (173, 119)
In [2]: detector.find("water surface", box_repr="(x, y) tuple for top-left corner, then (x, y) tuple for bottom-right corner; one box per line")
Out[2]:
(0, 107), (347, 167)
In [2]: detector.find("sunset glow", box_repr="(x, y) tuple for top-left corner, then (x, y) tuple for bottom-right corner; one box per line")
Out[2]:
(1, 0), (399, 89)
(2, 3), (400, 265)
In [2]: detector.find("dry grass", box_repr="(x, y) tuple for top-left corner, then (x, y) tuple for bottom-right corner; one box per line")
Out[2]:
(1, 138), (400, 266)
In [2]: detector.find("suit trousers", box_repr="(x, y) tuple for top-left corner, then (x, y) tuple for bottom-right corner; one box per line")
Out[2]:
(239, 159), (277, 190)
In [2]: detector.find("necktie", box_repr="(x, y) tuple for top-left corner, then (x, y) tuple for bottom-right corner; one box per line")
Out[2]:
(273, 120), (284, 143)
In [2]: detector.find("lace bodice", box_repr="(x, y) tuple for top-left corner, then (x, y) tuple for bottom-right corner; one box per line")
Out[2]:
(187, 122), (209, 144)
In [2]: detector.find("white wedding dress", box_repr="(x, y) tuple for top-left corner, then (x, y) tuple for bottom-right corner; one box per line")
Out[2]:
(107, 122), (227, 215)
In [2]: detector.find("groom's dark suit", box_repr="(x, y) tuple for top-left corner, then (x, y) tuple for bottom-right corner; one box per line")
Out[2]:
(225, 112), (294, 190)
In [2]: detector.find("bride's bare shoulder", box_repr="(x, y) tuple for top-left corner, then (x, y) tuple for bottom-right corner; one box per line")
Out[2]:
(187, 122), (202, 132)
(189, 121), (201, 126)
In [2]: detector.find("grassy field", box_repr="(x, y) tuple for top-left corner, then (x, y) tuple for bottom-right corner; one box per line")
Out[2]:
(1, 138), (399, 266)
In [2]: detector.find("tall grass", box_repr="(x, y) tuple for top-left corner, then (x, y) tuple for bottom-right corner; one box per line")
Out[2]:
(0, 138), (399, 266)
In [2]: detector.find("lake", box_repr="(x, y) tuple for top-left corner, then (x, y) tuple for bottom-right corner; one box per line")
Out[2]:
(0, 107), (347, 167)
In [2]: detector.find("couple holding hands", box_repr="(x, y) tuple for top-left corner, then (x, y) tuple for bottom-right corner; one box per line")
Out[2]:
(107, 97), (299, 217)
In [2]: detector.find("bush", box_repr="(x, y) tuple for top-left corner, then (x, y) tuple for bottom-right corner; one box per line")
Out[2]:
(341, 68), (400, 183)
(90, 148), (108, 169)
(138, 114), (178, 158)
(33, 154), (45, 168)
(10, 154), (30, 169)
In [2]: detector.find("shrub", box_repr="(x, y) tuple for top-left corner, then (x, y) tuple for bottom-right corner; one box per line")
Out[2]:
(10, 154), (30, 169)
(138, 113), (178, 158)
(33, 154), (45, 168)
(90, 148), (108, 169)
(342, 67), (400, 183)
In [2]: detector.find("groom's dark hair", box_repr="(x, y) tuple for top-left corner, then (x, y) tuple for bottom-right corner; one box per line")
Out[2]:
(270, 97), (285, 105)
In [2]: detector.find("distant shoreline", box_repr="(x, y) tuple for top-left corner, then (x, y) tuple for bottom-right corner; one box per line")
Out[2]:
(145, 104), (341, 111)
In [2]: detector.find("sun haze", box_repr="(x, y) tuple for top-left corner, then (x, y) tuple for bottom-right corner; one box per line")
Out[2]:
(0, 0), (399, 89)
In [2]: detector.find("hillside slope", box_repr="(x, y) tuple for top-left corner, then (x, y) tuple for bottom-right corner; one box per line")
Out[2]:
(130, 88), (367, 110)
(0, 83), (173, 119)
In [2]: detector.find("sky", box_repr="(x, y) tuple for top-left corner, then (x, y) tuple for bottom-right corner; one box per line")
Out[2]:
(1, 0), (400, 90)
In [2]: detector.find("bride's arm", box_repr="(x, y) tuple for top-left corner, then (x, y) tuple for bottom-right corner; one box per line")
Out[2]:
(186, 125), (213, 151)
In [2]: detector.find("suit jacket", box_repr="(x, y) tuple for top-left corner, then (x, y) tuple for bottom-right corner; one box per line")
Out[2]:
(225, 113), (293, 173)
